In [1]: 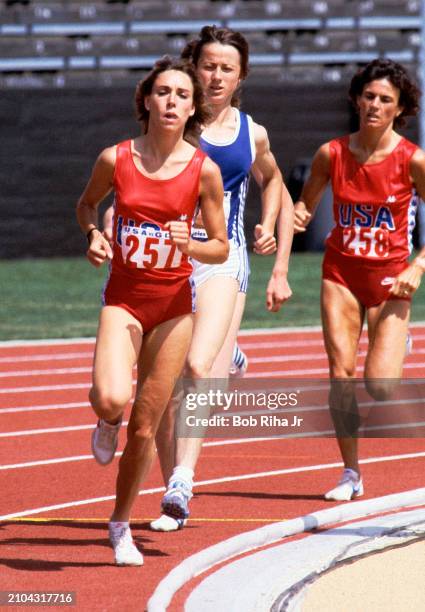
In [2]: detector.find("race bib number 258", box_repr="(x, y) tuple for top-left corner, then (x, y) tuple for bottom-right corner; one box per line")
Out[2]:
(121, 225), (183, 269)
(342, 226), (389, 258)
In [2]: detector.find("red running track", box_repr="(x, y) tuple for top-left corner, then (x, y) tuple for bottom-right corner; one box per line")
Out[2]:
(0, 327), (424, 611)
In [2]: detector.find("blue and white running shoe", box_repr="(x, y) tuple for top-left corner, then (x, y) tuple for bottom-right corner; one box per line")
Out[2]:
(161, 480), (193, 520)
(324, 468), (364, 501)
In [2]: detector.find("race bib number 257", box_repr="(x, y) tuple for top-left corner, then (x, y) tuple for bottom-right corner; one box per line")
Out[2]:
(121, 225), (183, 269)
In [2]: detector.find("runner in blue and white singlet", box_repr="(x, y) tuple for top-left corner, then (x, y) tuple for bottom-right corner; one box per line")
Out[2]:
(191, 107), (256, 292)
(150, 26), (294, 532)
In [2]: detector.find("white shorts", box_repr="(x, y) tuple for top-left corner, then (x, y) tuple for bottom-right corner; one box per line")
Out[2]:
(191, 240), (250, 293)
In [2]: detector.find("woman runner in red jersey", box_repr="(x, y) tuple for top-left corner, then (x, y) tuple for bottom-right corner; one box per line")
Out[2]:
(294, 58), (425, 501)
(76, 57), (228, 565)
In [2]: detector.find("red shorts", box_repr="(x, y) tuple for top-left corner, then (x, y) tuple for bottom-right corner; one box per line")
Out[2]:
(322, 248), (411, 308)
(103, 274), (195, 333)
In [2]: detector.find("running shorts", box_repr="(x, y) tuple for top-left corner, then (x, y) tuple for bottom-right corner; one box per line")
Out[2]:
(103, 274), (196, 333)
(191, 240), (250, 293)
(322, 247), (411, 308)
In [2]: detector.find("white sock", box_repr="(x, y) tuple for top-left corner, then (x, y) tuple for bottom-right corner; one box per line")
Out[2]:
(344, 468), (360, 480)
(169, 466), (194, 489)
(109, 520), (129, 532)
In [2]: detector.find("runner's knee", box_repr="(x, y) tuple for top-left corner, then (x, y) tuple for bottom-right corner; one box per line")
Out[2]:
(89, 385), (131, 421)
(129, 423), (156, 452)
(186, 356), (214, 379)
(365, 378), (398, 401)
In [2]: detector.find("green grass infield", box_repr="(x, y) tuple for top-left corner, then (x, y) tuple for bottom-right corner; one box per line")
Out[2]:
(1, 252), (424, 341)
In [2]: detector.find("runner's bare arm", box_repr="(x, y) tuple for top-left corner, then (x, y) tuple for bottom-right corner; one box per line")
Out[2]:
(391, 148), (425, 295)
(251, 122), (282, 254)
(266, 180), (294, 311)
(76, 147), (115, 267)
(294, 143), (331, 233)
(102, 205), (114, 246)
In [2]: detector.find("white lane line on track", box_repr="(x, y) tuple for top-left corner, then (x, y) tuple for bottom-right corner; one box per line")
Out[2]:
(0, 352), (93, 364)
(0, 327), (322, 348)
(3, 396), (423, 440)
(0, 424), (93, 437)
(0, 440), (268, 470)
(0, 339), (424, 369)
(0, 401), (90, 414)
(2, 397), (425, 466)
(4, 424), (425, 470)
(243, 322), (425, 332)
(1, 323), (424, 348)
(1, 332), (424, 373)
(0, 356), (328, 377)
(1, 338), (424, 366)
(0, 338), (96, 347)
(2, 348), (425, 377)
(0, 367), (92, 378)
(1, 454), (100, 470)
(3, 422), (425, 470)
(0, 383), (91, 394)
(1, 381), (422, 414)
(246, 361), (425, 377)
(3, 360), (425, 392)
(247, 347), (425, 364)
(0, 439), (264, 470)
(0, 421), (129, 438)
(240, 335), (425, 350)
(0, 355), (326, 374)
(2, 451), (425, 521)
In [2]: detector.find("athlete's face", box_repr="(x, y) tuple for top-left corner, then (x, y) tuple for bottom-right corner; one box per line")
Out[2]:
(145, 70), (195, 131)
(357, 78), (403, 129)
(196, 43), (242, 105)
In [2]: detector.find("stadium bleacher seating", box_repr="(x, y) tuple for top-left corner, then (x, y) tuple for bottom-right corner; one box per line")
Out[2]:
(3, 0), (423, 258)
(0, 0), (422, 87)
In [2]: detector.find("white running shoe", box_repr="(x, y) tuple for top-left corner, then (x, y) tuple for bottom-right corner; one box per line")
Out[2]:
(150, 514), (187, 532)
(229, 352), (248, 378)
(91, 418), (122, 465)
(324, 468), (364, 501)
(109, 522), (143, 566)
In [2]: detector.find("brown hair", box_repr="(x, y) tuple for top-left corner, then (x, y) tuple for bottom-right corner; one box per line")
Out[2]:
(349, 58), (420, 128)
(134, 55), (211, 145)
(181, 25), (249, 108)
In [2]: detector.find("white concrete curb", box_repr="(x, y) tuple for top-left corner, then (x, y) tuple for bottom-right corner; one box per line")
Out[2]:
(185, 507), (425, 611)
(147, 487), (425, 611)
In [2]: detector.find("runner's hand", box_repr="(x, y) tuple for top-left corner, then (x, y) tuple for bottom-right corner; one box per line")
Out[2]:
(165, 221), (191, 254)
(390, 261), (424, 297)
(87, 230), (113, 267)
(294, 202), (311, 233)
(253, 224), (277, 255)
(266, 272), (292, 312)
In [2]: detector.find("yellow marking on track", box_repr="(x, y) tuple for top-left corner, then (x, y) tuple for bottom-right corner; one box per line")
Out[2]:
(179, 518), (286, 523)
(202, 453), (312, 460)
(203, 454), (312, 459)
(1, 517), (286, 524)
(0, 517), (110, 523)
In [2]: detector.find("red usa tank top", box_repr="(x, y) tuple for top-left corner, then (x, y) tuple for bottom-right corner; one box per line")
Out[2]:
(326, 135), (418, 263)
(110, 139), (206, 282)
